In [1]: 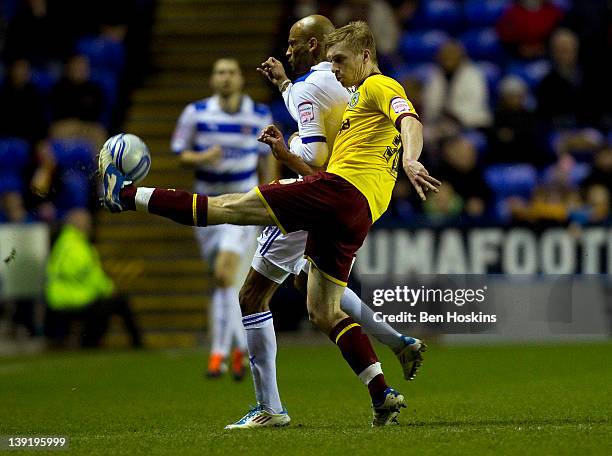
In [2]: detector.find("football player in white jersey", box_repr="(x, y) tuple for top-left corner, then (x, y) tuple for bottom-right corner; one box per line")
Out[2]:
(171, 58), (273, 379)
(225, 16), (425, 429)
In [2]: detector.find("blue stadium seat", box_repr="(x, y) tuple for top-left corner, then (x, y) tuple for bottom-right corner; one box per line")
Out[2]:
(507, 60), (551, 91)
(463, 129), (489, 155)
(0, 138), (29, 194)
(31, 66), (61, 95)
(51, 139), (96, 174)
(485, 163), (538, 221)
(413, 0), (462, 33)
(475, 61), (502, 99)
(464, 0), (510, 27)
(459, 27), (503, 61)
(76, 36), (125, 74)
(54, 170), (91, 215)
(392, 62), (435, 83)
(0, 138), (30, 172)
(399, 30), (450, 62)
(90, 69), (119, 127)
(484, 163), (537, 199)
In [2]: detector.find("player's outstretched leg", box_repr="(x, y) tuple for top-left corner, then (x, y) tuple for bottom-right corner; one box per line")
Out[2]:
(340, 287), (426, 381)
(307, 268), (406, 426)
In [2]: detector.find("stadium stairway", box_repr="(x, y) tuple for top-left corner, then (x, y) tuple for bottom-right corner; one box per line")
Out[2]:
(97, 0), (283, 349)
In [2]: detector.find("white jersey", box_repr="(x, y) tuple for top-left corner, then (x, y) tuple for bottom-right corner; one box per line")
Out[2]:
(171, 94), (272, 195)
(282, 61), (350, 165)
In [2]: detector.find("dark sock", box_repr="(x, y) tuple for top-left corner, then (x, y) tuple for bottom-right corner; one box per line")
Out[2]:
(329, 317), (388, 404)
(120, 186), (208, 226)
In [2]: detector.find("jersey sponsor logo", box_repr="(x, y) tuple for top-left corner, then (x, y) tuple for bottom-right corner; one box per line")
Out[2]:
(348, 92), (360, 108)
(298, 102), (315, 124)
(390, 97), (411, 114)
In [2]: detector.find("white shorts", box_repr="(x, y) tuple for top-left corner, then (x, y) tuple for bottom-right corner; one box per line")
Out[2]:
(251, 227), (309, 284)
(194, 224), (257, 261)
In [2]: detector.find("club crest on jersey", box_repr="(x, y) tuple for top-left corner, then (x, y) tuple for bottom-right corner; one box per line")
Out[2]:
(348, 92), (360, 108)
(298, 102), (314, 124)
(390, 97), (411, 114)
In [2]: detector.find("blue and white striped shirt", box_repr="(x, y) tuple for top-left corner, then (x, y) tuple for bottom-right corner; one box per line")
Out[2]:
(171, 95), (272, 194)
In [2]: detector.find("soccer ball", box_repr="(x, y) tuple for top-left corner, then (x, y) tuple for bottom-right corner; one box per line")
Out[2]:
(102, 133), (151, 183)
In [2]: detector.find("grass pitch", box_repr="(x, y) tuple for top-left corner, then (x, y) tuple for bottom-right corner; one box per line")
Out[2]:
(1, 340), (611, 455)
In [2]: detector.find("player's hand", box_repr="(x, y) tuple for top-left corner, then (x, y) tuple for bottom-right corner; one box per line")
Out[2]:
(204, 145), (223, 163)
(258, 125), (290, 160)
(257, 57), (289, 90)
(404, 159), (441, 201)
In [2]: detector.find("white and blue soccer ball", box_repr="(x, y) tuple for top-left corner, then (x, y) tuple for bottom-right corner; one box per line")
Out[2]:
(103, 133), (151, 183)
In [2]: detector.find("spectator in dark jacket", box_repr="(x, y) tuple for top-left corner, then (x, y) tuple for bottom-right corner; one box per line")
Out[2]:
(50, 54), (104, 123)
(0, 59), (47, 144)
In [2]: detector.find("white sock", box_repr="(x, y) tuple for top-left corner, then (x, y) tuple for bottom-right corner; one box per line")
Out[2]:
(242, 311), (283, 414)
(340, 287), (405, 351)
(210, 288), (230, 357)
(224, 286), (247, 351)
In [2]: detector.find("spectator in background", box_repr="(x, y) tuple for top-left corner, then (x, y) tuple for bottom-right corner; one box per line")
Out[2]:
(333, 0), (400, 64)
(0, 190), (27, 223)
(44, 209), (142, 349)
(489, 76), (540, 165)
(423, 181), (463, 223)
(536, 28), (602, 129)
(582, 146), (612, 194)
(496, 0), (564, 59)
(50, 54), (104, 123)
(437, 135), (490, 218)
(2, 0), (61, 64)
(49, 54), (106, 149)
(423, 40), (492, 143)
(0, 58), (47, 145)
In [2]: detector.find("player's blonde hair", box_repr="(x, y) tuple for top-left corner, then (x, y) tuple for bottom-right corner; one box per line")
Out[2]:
(325, 21), (377, 63)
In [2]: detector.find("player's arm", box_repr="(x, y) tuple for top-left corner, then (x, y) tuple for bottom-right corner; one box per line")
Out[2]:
(171, 103), (222, 167)
(257, 127), (318, 176)
(369, 79), (440, 201)
(178, 146), (222, 167)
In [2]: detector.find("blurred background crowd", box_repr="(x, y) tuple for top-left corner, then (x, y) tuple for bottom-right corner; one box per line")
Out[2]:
(0, 0), (610, 348)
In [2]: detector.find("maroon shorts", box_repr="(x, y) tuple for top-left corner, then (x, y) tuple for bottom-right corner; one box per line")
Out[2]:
(255, 172), (372, 286)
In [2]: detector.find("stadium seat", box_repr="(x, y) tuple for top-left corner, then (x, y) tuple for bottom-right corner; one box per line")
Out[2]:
(90, 69), (119, 127)
(463, 129), (489, 155)
(0, 138), (29, 194)
(30, 66), (61, 95)
(484, 163), (537, 199)
(412, 0), (462, 33)
(51, 139), (96, 174)
(459, 27), (503, 61)
(399, 30), (450, 63)
(475, 61), (502, 100)
(507, 60), (551, 91)
(76, 36), (125, 74)
(392, 62), (435, 84)
(464, 0), (510, 28)
(0, 137), (30, 172)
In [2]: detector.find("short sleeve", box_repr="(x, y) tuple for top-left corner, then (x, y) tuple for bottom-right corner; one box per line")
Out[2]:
(256, 104), (273, 155)
(291, 82), (327, 145)
(171, 104), (197, 154)
(364, 76), (419, 130)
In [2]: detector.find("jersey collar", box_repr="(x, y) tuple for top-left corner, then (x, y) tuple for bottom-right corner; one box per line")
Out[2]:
(293, 61), (333, 83)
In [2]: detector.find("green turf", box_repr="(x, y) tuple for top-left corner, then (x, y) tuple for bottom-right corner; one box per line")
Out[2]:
(1, 341), (611, 455)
